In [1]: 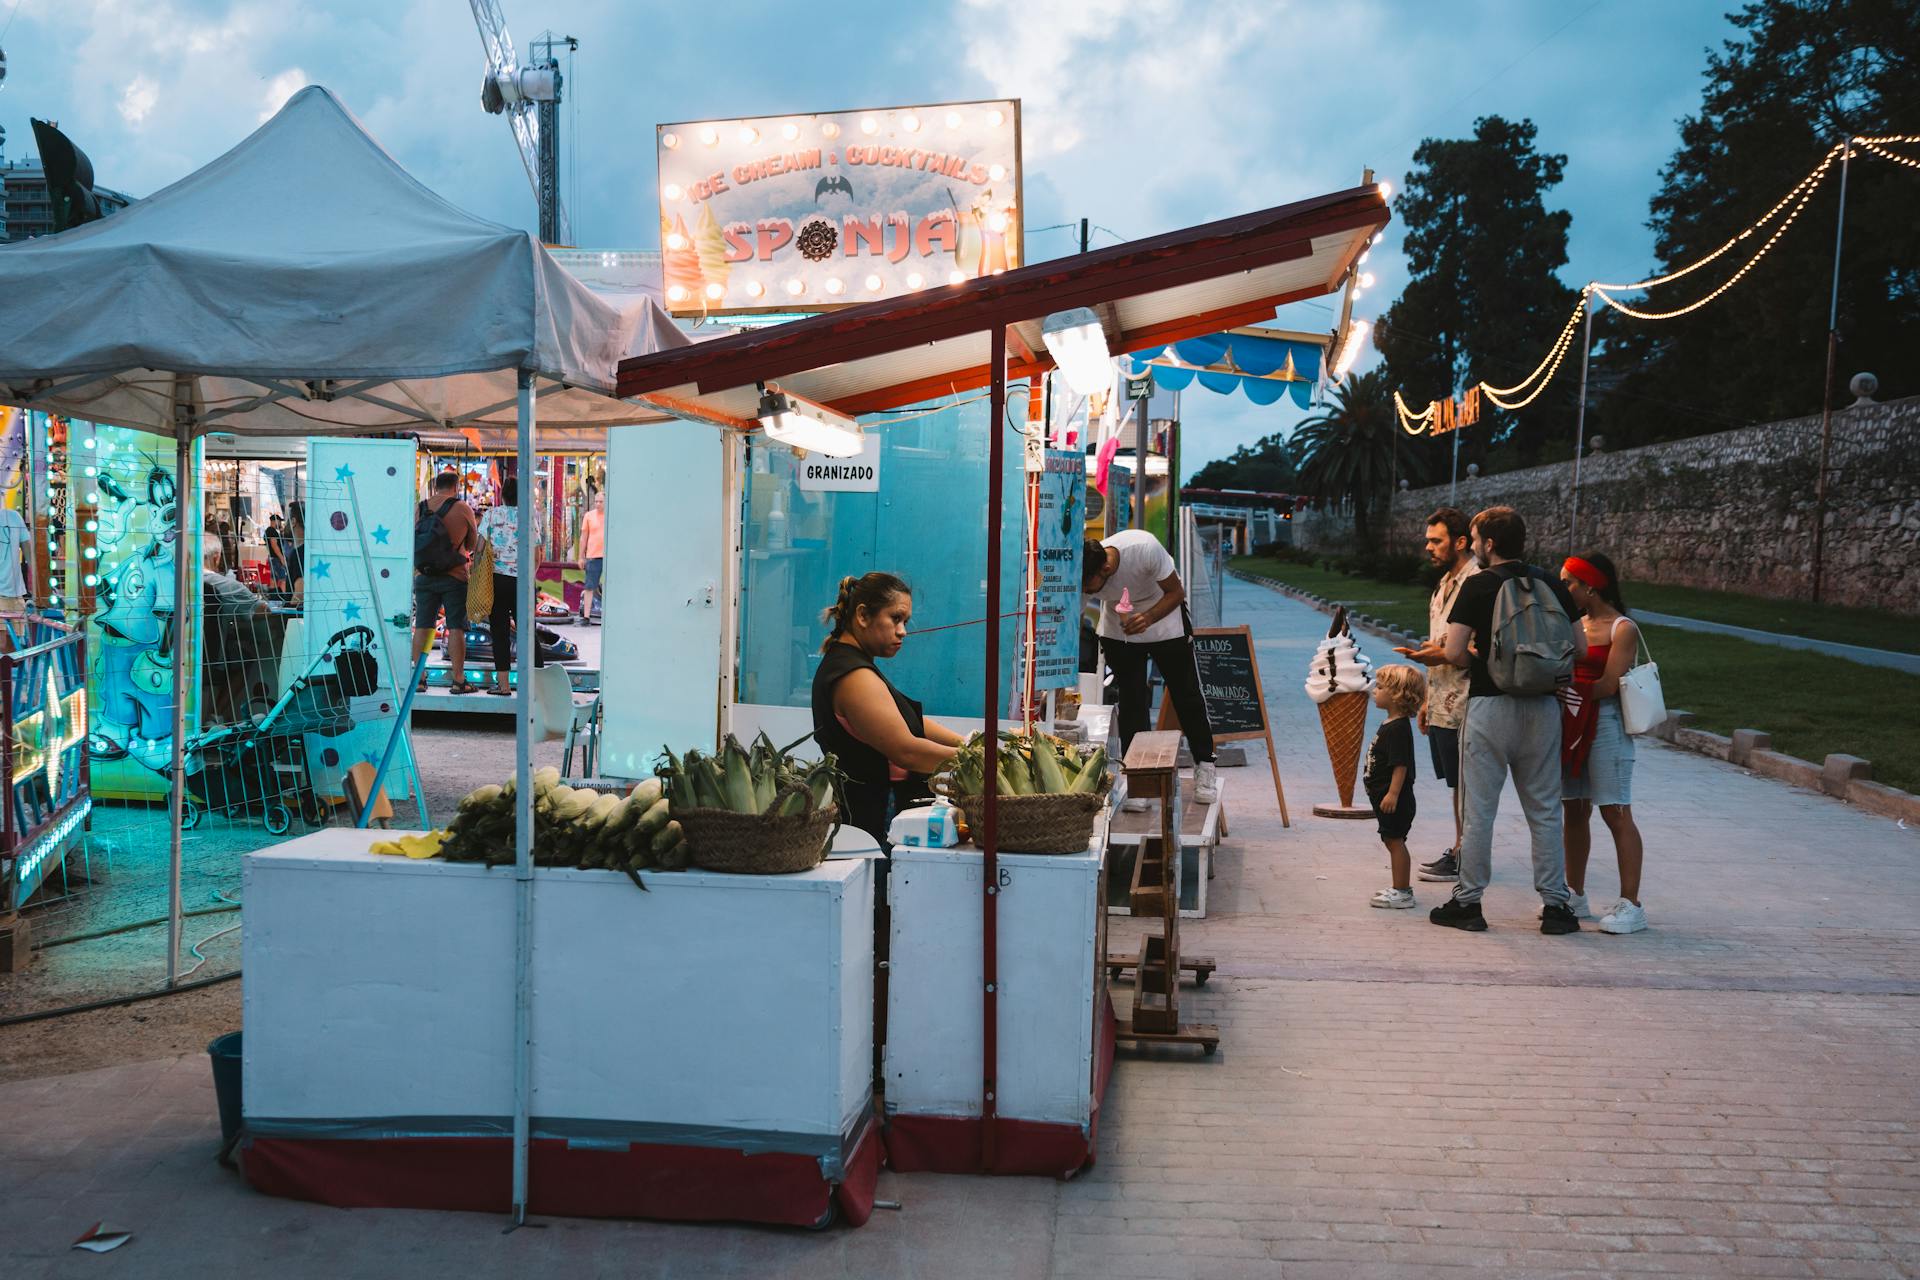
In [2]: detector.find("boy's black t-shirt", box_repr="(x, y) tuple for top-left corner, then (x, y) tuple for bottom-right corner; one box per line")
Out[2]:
(1446, 562), (1581, 698)
(1364, 716), (1415, 799)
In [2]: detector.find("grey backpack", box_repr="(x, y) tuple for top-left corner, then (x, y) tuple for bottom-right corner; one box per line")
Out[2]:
(1488, 566), (1577, 695)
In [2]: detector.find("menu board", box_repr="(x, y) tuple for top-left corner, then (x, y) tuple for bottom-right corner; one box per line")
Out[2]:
(1190, 626), (1267, 738)
(1028, 449), (1085, 689)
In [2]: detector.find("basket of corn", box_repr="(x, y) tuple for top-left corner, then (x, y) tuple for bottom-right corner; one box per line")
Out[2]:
(935, 731), (1110, 855)
(658, 733), (841, 875)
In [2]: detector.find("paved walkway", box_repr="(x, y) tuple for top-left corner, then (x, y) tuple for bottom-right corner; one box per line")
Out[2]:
(4, 578), (1917, 1278)
(1635, 610), (1920, 675)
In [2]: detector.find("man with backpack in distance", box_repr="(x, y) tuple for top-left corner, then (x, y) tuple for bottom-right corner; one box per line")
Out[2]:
(413, 470), (479, 694)
(1408, 506), (1582, 934)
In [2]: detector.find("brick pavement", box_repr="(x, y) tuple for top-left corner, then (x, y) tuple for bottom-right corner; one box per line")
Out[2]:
(3, 578), (1915, 1278)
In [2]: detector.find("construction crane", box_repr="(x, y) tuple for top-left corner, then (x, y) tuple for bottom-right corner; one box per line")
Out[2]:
(469, 1), (575, 246)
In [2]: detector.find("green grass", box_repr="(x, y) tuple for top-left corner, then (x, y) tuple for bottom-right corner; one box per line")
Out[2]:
(1232, 556), (1920, 794)
(1622, 581), (1920, 655)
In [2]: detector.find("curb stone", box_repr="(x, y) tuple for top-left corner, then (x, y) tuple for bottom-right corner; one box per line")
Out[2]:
(1230, 567), (1920, 826)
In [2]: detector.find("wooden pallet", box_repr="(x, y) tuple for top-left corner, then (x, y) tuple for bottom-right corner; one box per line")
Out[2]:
(1110, 731), (1220, 1058)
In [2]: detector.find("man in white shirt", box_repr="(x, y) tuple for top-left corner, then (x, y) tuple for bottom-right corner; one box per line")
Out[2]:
(0, 503), (31, 651)
(1082, 530), (1218, 805)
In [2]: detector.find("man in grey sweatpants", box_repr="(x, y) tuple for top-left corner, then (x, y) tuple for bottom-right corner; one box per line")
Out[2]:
(1417, 506), (1580, 935)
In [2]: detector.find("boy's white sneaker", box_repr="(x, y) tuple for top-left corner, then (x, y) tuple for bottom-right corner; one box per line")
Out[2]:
(1568, 890), (1591, 919)
(1599, 900), (1647, 934)
(1370, 887), (1416, 909)
(1194, 761), (1219, 805)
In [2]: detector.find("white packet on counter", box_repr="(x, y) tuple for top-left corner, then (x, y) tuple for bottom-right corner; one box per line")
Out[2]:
(888, 804), (960, 848)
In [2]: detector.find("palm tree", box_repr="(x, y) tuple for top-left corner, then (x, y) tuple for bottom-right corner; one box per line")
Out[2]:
(1292, 368), (1421, 550)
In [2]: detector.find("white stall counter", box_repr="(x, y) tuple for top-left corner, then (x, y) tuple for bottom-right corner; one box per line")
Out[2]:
(243, 828), (873, 1162)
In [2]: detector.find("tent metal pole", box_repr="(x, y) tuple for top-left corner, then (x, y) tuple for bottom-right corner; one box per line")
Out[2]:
(981, 324), (1006, 1172)
(165, 426), (193, 988)
(510, 369), (536, 1225)
(1568, 293), (1594, 552)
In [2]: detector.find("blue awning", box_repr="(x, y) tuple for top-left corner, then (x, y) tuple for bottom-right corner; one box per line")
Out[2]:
(1128, 327), (1324, 410)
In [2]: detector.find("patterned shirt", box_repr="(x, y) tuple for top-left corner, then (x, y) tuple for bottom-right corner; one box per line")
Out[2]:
(479, 504), (520, 578)
(1426, 561), (1473, 729)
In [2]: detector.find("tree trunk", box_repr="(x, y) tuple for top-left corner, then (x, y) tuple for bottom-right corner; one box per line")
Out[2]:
(1350, 479), (1373, 551)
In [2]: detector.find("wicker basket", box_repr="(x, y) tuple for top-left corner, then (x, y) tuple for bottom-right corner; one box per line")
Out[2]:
(680, 788), (839, 875)
(935, 774), (1112, 856)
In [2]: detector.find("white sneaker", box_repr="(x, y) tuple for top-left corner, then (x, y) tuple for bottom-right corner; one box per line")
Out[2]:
(1599, 900), (1647, 934)
(1193, 761), (1219, 805)
(1568, 890), (1591, 919)
(1370, 887), (1416, 909)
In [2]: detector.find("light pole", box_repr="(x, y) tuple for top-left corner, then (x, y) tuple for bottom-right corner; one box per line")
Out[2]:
(1811, 137), (1853, 604)
(1568, 288), (1595, 551)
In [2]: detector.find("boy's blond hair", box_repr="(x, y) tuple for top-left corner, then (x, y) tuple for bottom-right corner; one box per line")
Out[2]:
(1375, 665), (1426, 718)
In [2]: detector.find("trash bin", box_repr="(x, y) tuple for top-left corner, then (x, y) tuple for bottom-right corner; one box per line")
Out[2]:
(207, 1031), (243, 1167)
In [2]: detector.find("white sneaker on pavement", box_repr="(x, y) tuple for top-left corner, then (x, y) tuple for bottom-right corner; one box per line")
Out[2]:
(1193, 761), (1219, 805)
(1599, 899), (1647, 934)
(1568, 890), (1591, 919)
(1370, 887), (1416, 909)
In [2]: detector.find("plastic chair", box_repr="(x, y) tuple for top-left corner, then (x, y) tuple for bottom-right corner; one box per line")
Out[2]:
(529, 664), (600, 777)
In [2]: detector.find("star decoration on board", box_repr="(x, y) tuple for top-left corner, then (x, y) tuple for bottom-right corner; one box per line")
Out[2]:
(370, 525), (391, 546)
(342, 601), (362, 620)
(311, 560), (332, 580)
(334, 463), (355, 481)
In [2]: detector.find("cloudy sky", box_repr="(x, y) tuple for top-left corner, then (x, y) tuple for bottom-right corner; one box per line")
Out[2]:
(0, 0), (1740, 475)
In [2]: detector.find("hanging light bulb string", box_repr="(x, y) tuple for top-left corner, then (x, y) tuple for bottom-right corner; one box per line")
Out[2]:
(1389, 132), (1918, 433)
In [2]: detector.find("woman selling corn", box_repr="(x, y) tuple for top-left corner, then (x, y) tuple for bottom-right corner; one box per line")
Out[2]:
(810, 572), (966, 846)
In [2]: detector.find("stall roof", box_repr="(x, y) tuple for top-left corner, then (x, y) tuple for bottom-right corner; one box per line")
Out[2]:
(615, 185), (1388, 426)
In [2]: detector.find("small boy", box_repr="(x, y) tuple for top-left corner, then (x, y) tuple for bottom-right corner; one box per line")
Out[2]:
(1367, 665), (1426, 909)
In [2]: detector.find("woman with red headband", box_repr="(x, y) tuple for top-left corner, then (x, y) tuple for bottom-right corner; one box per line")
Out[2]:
(1557, 552), (1647, 935)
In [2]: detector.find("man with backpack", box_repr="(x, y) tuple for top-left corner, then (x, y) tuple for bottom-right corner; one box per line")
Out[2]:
(413, 470), (479, 694)
(1425, 506), (1582, 934)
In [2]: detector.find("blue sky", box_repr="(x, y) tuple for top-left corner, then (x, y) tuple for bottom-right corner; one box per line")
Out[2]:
(0, 0), (1740, 476)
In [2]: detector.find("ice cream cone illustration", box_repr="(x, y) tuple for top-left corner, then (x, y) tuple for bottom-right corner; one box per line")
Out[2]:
(1305, 607), (1375, 818)
(662, 213), (703, 306)
(694, 203), (731, 293)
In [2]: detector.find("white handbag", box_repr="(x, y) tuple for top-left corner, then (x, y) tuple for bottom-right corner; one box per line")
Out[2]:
(1617, 626), (1666, 736)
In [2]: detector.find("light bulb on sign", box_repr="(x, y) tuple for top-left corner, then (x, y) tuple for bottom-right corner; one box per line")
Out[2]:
(988, 164), (1006, 181)
(663, 183), (683, 201)
(860, 116), (879, 135)
(947, 269), (967, 285)
(821, 121), (840, 139)
(666, 232), (688, 251)
(704, 282), (725, 301)
(85, 574), (98, 587)
(988, 109), (1005, 127)
(746, 281), (766, 299)
(662, 132), (680, 150)
(945, 111), (963, 129)
(785, 278), (805, 296)
(905, 272), (925, 289)
(987, 212), (1008, 233)
(865, 274), (883, 292)
(84, 438), (97, 449)
(699, 125), (719, 146)
(1377, 181), (1392, 199)
(825, 277), (845, 295)
(87, 492), (99, 504)
(901, 113), (921, 133)
(739, 126), (758, 145)
(667, 285), (689, 303)
(781, 122), (800, 141)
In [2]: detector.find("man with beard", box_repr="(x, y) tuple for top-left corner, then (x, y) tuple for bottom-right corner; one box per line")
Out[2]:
(1395, 508), (1473, 881)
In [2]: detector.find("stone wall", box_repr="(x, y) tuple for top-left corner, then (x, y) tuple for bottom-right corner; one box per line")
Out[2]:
(1289, 395), (1920, 614)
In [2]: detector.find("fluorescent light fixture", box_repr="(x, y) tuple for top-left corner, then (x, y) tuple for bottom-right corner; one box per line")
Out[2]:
(1333, 318), (1371, 379)
(757, 386), (864, 458)
(1041, 307), (1113, 396)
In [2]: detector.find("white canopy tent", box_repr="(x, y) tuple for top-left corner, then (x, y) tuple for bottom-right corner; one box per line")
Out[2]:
(0, 85), (685, 1222)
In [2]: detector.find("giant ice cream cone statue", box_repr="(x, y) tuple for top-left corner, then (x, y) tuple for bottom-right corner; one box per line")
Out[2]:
(1305, 607), (1375, 818)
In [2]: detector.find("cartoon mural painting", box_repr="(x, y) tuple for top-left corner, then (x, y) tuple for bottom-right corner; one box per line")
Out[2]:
(85, 435), (191, 795)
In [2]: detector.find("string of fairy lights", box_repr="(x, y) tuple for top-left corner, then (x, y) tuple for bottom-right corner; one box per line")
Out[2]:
(1387, 133), (1920, 437)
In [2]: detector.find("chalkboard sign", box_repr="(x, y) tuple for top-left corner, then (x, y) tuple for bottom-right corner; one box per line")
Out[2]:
(1191, 628), (1266, 737)
(1156, 624), (1289, 825)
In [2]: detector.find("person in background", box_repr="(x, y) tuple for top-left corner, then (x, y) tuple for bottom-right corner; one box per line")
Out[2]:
(1429, 506), (1582, 935)
(1396, 507), (1474, 883)
(284, 501), (307, 608)
(201, 543), (273, 723)
(265, 514), (289, 595)
(811, 572), (965, 846)
(411, 471), (479, 694)
(1366, 664), (1426, 910)
(1558, 552), (1648, 935)
(575, 490), (606, 624)
(0, 499), (30, 652)
(478, 476), (542, 695)
(1082, 530), (1219, 809)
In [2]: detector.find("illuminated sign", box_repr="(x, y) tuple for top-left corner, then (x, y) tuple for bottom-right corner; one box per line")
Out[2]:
(1431, 387), (1482, 435)
(794, 432), (882, 493)
(656, 99), (1022, 314)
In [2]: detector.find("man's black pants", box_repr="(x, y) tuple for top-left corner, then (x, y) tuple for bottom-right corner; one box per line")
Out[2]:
(1100, 632), (1215, 763)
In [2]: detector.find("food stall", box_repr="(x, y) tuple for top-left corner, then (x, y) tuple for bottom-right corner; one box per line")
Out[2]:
(0, 82), (1386, 1225)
